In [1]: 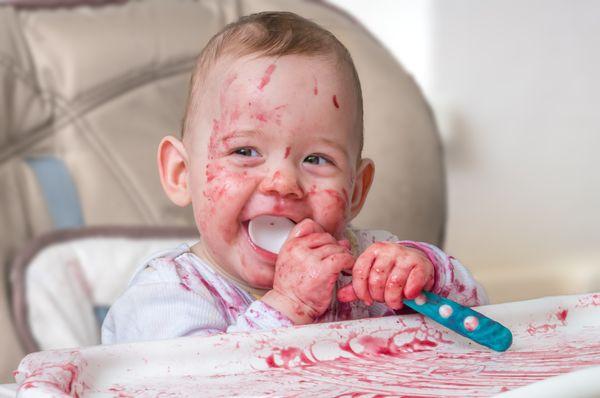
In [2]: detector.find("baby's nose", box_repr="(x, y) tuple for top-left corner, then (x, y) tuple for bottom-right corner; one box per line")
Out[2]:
(259, 167), (304, 199)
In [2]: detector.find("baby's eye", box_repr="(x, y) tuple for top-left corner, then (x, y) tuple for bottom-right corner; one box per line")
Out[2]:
(233, 147), (260, 157)
(303, 154), (332, 166)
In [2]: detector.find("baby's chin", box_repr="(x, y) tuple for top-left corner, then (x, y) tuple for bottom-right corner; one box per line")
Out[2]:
(246, 276), (275, 290)
(236, 259), (276, 289)
(212, 229), (278, 288)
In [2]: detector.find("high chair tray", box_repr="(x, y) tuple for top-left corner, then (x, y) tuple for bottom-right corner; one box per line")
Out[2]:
(13, 293), (600, 397)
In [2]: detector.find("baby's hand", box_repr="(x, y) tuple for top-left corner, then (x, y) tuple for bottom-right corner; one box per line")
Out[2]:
(261, 219), (354, 325)
(337, 242), (434, 310)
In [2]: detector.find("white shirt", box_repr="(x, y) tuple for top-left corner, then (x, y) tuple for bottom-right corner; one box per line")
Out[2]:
(102, 229), (488, 344)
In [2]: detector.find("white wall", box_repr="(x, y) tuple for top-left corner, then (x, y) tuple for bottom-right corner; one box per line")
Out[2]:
(329, 0), (600, 302)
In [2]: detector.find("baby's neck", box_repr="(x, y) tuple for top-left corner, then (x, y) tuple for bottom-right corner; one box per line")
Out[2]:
(190, 241), (269, 299)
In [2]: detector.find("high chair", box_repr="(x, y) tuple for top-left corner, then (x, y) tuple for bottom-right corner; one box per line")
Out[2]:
(0, 0), (445, 383)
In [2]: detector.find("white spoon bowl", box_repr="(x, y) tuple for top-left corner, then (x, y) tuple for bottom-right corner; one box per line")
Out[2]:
(248, 215), (295, 254)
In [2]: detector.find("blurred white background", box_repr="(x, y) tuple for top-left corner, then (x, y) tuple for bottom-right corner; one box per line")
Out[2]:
(329, 0), (600, 302)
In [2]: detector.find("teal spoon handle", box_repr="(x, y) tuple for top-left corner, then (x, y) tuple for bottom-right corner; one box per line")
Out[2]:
(403, 291), (512, 352)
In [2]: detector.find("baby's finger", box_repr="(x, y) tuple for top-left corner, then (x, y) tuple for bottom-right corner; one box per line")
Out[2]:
(314, 243), (350, 260)
(291, 218), (324, 238)
(337, 283), (358, 302)
(384, 263), (412, 310)
(352, 251), (376, 305)
(281, 232), (329, 255)
(337, 239), (351, 250)
(404, 265), (430, 299)
(324, 252), (355, 275)
(305, 232), (338, 249)
(368, 255), (395, 302)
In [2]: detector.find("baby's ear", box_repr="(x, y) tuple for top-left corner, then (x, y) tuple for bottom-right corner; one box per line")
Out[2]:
(157, 135), (191, 207)
(349, 158), (375, 219)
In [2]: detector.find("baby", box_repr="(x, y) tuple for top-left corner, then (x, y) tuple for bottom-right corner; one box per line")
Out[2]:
(102, 12), (487, 344)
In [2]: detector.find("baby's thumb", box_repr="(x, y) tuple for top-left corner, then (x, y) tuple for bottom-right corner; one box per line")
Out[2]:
(337, 283), (358, 302)
(292, 218), (324, 238)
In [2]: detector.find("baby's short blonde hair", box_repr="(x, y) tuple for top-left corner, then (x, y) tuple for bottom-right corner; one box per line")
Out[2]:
(181, 11), (364, 153)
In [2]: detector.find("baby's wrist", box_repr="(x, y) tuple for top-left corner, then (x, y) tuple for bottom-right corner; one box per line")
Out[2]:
(261, 290), (316, 325)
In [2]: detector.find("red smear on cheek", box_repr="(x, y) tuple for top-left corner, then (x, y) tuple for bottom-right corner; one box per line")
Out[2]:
(313, 77), (318, 95)
(205, 163), (224, 183)
(284, 147), (291, 159)
(208, 121), (221, 160)
(333, 95), (340, 109)
(202, 167), (237, 206)
(204, 184), (228, 209)
(307, 188), (349, 235)
(201, 170), (257, 241)
(258, 63), (276, 90)
(322, 189), (347, 207)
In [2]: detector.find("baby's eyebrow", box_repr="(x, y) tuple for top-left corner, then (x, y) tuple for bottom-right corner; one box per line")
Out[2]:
(219, 129), (264, 143)
(314, 137), (351, 159)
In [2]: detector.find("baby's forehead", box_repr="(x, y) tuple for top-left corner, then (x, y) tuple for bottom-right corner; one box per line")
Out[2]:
(207, 53), (352, 91)
(188, 54), (362, 151)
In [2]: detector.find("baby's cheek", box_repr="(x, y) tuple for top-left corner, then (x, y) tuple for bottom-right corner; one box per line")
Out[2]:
(205, 163), (225, 183)
(308, 187), (350, 238)
(202, 163), (252, 203)
(196, 162), (258, 240)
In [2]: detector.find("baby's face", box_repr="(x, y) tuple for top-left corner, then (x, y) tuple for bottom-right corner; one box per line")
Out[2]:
(182, 54), (369, 288)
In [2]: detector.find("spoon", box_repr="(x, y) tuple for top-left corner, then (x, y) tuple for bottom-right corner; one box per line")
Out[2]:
(248, 215), (296, 254)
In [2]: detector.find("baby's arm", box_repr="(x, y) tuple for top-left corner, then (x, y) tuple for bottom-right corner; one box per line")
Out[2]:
(349, 229), (488, 308)
(101, 258), (292, 344)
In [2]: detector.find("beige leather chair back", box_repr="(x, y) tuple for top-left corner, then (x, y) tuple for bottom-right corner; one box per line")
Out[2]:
(0, 0), (444, 382)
